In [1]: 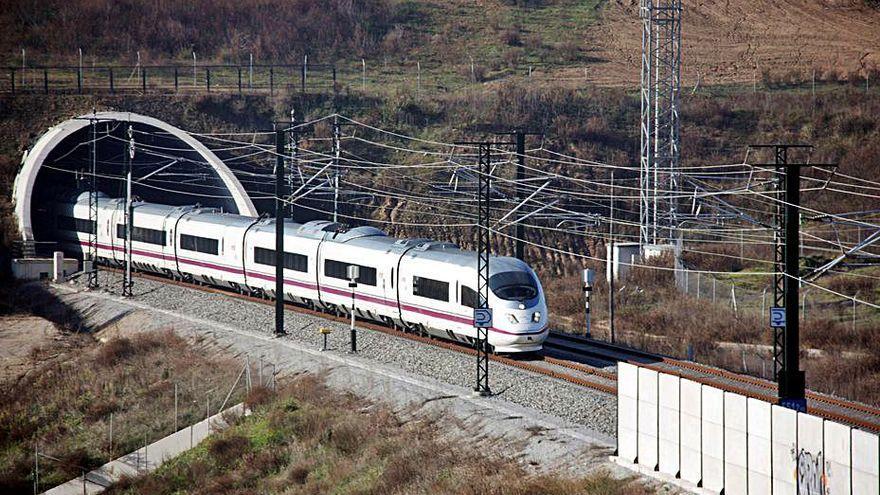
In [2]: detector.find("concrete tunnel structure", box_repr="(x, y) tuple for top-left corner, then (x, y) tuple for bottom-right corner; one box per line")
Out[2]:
(12, 111), (257, 242)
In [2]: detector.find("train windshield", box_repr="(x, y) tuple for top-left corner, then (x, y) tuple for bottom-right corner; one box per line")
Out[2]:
(489, 271), (538, 301)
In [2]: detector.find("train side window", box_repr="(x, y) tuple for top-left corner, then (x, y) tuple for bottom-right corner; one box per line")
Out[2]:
(461, 285), (478, 308)
(413, 276), (449, 302)
(180, 233), (219, 255)
(116, 223), (167, 245)
(254, 247), (308, 272)
(57, 215), (95, 234)
(325, 260), (376, 286)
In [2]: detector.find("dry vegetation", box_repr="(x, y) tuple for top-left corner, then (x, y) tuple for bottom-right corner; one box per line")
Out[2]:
(107, 375), (650, 495)
(588, 0), (880, 87)
(1, 0), (397, 62)
(0, 327), (246, 492)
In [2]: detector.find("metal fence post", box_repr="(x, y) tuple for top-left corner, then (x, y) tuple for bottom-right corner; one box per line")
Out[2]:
(34, 444), (39, 495)
(852, 291), (859, 331)
(109, 67), (114, 94)
(238, 67), (242, 94)
(77, 68), (82, 94)
(301, 63), (306, 93)
(10, 68), (15, 95)
(174, 67), (179, 92)
(174, 382), (178, 432)
(43, 68), (48, 94)
(141, 67), (147, 92)
(206, 68), (211, 92)
(731, 284), (738, 314)
(270, 66), (274, 95)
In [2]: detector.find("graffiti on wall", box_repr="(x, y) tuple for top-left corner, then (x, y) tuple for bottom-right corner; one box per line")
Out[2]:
(795, 448), (827, 495)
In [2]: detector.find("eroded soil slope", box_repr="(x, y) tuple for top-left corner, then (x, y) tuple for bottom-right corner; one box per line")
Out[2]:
(582, 0), (880, 86)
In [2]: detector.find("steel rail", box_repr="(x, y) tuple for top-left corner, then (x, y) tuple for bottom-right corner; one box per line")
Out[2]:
(91, 267), (879, 431)
(547, 332), (880, 432)
(98, 267), (617, 395)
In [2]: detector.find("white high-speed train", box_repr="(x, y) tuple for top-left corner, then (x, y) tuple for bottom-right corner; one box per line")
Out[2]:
(51, 192), (548, 352)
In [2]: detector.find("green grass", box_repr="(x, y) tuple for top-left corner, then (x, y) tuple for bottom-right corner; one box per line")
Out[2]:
(106, 375), (651, 495)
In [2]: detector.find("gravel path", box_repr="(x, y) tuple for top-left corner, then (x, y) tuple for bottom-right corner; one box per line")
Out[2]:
(72, 271), (618, 438)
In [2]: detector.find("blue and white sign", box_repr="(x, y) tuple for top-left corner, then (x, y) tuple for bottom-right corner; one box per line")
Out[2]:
(770, 307), (786, 328)
(779, 397), (807, 412)
(473, 308), (493, 328)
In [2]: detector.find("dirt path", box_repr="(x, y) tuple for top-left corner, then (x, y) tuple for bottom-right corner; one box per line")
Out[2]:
(0, 315), (63, 382)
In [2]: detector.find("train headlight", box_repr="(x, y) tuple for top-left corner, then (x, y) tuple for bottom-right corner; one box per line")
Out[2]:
(532, 311), (541, 322)
(507, 314), (519, 324)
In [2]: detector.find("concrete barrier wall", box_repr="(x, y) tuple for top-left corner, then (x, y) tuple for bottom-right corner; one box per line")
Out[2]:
(853, 429), (880, 494)
(723, 392), (748, 495)
(797, 413), (825, 495)
(615, 363), (880, 495)
(680, 378), (702, 485)
(617, 362), (639, 463)
(658, 373), (680, 477)
(701, 386), (725, 493)
(637, 367), (659, 470)
(772, 405), (798, 495)
(747, 398), (772, 495)
(824, 419), (851, 495)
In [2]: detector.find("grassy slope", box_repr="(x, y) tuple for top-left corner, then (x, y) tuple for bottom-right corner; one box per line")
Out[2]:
(0, 322), (246, 492)
(106, 375), (649, 495)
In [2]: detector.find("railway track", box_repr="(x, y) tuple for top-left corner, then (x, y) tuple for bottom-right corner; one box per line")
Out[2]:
(96, 267), (880, 432)
(544, 332), (880, 433)
(98, 267), (618, 394)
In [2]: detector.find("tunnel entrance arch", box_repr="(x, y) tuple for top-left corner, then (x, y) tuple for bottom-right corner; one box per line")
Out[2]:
(13, 111), (257, 241)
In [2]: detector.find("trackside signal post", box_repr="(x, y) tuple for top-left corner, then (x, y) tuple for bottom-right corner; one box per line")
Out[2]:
(751, 144), (826, 411)
(583, 268), (595, 338)
(347, 264), (359, 353)
(122, 124), (135, 297)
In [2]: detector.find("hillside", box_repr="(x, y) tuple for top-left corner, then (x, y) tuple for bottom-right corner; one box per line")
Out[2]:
(1, 0), (879, 406)
(3, 0), (879, 88)
(591, 0), (880, 86)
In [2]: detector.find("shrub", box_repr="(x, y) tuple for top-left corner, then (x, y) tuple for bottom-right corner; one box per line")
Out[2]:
(556, 40), (581, 62)
(501, 27), (523, 47)
(95, 337), (136, 367)
(2, 0), (397, 62)
(503, 48), (524, 68)
(823, 273), (877, 296)
(245, 386), (274, 410)
(209, 434), (250, 469)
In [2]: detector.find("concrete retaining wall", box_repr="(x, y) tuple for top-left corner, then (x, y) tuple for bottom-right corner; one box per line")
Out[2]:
(614, 362), (880, 494)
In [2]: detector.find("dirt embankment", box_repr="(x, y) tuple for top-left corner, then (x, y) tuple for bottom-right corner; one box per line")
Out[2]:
(580, 0), (880, 87)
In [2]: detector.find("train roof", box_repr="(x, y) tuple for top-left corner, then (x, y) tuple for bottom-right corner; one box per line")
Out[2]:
(181, 209), (256, 228)
(62, 194), (534, 273)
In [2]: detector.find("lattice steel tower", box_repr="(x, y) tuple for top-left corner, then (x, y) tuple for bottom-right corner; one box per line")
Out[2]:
(639, 0), (682, 247)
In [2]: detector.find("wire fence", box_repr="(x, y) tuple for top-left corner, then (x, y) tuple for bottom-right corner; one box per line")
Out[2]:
(4, 58), (878, 99)
(675, 266), (876, 330)
(30, 354), (277, 494)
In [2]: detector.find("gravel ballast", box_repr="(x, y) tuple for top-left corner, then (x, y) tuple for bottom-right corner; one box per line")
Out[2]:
(67, 271), (618, 438)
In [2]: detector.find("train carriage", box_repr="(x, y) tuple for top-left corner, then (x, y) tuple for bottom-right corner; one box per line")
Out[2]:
(172, 210), (253, 289)
(51, 193), (548, 353)
(242, 219), (322, 305)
